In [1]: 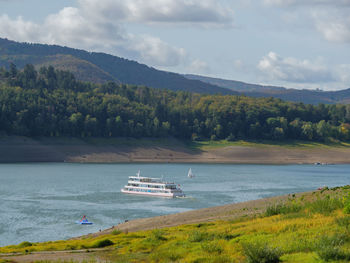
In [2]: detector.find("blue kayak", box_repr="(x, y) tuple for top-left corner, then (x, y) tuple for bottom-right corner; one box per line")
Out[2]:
(76, 220), (93, 225)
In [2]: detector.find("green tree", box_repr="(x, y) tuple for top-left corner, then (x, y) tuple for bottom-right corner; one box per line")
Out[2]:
(302, 122), (314, 140)
(69, 112), (84, 137)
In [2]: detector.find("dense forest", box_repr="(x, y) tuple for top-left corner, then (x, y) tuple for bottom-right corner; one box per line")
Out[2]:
(0, 64), (350, 142)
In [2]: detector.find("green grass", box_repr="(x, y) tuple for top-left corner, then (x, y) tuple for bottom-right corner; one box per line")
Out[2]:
(82, 137), (184, 147)
(3, 136), (350, 152)
(188, 139), (350, 151)
(33, 136), (186, 148)
(32, 261), (97, 263)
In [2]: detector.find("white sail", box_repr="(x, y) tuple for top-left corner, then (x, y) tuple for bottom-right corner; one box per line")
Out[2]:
(188, 168), (194, 178)
(136, 170), (141, 177)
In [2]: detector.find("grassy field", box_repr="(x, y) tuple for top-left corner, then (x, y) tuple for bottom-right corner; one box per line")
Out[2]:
(2, 186), (350, 262)
(81, 137), (350, 150)
(189, 139), (350, 151)
(23, 136), (350, 150)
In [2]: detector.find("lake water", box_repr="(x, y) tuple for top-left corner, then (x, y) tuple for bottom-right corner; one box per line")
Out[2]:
(0, 163), (349, 246)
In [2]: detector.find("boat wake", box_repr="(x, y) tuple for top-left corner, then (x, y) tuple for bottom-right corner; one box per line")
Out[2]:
(176, 195), (195, 200)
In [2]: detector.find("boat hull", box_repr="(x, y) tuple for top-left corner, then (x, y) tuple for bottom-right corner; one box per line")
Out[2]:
(75, 221), (93, 225)
(121, 189), (185, 198)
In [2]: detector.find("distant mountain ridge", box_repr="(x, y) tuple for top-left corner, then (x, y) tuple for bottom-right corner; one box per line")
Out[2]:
(184, 74), (350, 105)
(0, 38), (236, 95)
(185, 74), (286, 92)
(1, 38), (350, 104)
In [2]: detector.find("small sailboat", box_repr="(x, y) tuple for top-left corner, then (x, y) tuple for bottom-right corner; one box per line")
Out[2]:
(187, 168), (195, 178)
(76, 215), (93, 225)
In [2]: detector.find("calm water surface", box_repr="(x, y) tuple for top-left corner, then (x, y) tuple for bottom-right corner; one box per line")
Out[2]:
(0, 163), (349, 246)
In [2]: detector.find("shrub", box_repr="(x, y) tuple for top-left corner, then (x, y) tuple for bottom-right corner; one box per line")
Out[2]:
(265, 202), (301, 217)
(265, 204), (283, 216)
(196, 222), (214, 228)
(150, 229), (167, 241)
(17, 241), (32, 248)
(216, 233), (240, 241)
(308, 196), (343, 215)
(343, 194), (350, 214)
(335, 216), (350, 233)
(242, 241), (282, 263)
(188, 230), (210, 242)
(226, 133), (236, 141)
(111, 229), (122, 235)
(344, 203), (350, 214)
(150, 249), (183, 262)
(65, 244), (77, 250)
(142, 230), (167, 250)
(201, 241), (223, 254)
(316, 234), (349, 261)
(91, 238), (114, 248)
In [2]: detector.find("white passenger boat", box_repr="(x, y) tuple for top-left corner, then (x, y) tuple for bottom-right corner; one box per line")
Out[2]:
(121, 170), (185, 198)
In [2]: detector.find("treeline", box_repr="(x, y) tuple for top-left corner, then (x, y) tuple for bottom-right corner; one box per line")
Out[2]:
(1, 64), (350, 142)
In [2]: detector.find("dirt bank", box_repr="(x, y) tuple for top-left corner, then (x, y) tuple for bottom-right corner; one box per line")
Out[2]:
(81, 191), (309, 239)
(0, 136), (350, 164)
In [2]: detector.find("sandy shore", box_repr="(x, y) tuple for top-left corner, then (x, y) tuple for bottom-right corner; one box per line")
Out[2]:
(0, 136), (350, 164)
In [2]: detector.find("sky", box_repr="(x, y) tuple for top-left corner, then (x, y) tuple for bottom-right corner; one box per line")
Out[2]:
(0, 0), (349, 91)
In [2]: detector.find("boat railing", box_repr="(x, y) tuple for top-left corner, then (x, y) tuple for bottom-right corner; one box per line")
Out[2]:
(129, 176), (175, 184)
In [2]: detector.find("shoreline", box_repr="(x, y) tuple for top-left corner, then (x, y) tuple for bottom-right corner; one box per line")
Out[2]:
(1, 136), (350, 164)
(79, 191), (306, 239)
(0, 188), (342, 262)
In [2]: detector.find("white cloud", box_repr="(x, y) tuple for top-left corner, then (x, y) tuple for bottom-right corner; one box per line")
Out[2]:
(187, 59), (210, 74)
(234, 59), (243, 69)
(0, 4), (192, 67)
(337, 64), (350, 83)
(313, 10), (350, 43)
(264, 0), (350, 6)
(258, 52), (334, 83)
(263, 0), (297, 5)
(0, 0), (234, 67)
(263, 0), (350, 43)
(78, 0), (234, 27)
(0, 15), (41, 42)
(257, 52), (350, 90)
(128, 35), (187, 66)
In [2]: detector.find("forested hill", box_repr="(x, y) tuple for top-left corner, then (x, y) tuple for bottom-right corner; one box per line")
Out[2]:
(185, 74), (350, 105)
(2, 38), (350, 104)
(0, 38), (235, 95)
(1, 65), (350, 142)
